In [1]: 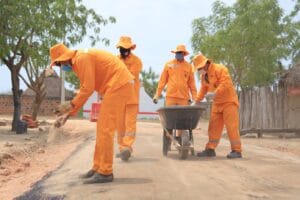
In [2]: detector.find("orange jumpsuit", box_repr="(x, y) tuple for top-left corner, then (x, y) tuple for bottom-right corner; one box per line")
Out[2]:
(69, 49), (135, 175)
(155, 59), (197, 106)
(196, 63), (242, 152)
(117, 53), (143, 152)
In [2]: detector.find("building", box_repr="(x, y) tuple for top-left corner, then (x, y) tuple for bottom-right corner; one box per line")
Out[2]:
(0, 73), (73, 116)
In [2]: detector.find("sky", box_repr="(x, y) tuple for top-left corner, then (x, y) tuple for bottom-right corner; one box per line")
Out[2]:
(0, 0), (296, 93)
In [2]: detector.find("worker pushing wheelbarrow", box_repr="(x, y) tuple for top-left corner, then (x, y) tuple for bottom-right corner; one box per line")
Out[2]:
(157, 105), (205, 159)
(152, 44), (201, 159)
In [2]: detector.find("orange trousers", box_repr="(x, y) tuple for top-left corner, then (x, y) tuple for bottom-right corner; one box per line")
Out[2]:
(117, 103), (139, 152)
(165, 97), (189, 106)
(166, 97), (189, 136)
(92, 82), (134, 175)
(206, 102), (242, 152)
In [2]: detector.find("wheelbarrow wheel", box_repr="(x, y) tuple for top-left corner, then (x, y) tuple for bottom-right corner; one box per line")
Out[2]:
(179, 130), (190, 160)
(163, 130), (171, 156)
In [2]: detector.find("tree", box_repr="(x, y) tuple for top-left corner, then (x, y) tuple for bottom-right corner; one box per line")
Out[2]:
(141, 67), (160, 98)
(65, 71), (80, 89)
(191, 0), (299, 89)
(18, 59), (47, 121)
(0, 0), (115, 132)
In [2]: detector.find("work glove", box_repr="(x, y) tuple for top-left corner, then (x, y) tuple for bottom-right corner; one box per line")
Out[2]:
(54, 101), (73, 116)
(205, 92), (215, 102)
(191, 101), (201, 106)
(54, 113), (69, 128)
(153, 98), (158, 104)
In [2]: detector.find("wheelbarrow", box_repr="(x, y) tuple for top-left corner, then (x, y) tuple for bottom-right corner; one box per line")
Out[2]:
(157, 105), (205, 159)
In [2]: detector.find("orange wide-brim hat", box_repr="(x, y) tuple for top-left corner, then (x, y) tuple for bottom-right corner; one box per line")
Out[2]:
(192, 54), (210, 70)
(171, 44), (189, 56)
(116, 36), (136, 50)
(50, 43), (76, 67)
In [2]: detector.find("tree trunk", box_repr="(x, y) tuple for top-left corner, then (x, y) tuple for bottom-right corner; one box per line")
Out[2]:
(31, 90), (45, 121)
(11, 69), (22, 132)
(31, 96), (40, 121)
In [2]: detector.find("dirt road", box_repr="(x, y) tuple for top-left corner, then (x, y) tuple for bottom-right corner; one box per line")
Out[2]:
(16, 121), (300, 200)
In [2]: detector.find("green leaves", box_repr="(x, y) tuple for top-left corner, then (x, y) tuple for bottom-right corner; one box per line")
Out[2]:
(191, 0), (299, 89)
(141, 67), (160, 98)
(0, 0), (116, 68)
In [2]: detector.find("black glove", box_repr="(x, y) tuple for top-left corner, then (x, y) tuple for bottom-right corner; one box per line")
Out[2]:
(153, 98), (158, 104)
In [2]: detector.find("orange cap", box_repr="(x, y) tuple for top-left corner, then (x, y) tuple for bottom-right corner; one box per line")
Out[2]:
(171, 44), (189, 56)
(50, 43), (76, 67)
(116, 36), (136, 50)
(192, 54), (210, 70)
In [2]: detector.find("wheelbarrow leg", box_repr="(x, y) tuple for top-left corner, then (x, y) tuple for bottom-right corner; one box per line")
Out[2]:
(163, 129), (171, 156)
(189, 129), (195, 156)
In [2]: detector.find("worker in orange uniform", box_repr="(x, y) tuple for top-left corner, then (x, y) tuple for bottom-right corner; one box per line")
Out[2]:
(192, 54), (242, 159)
(115, 36), (143, 161)
(153, 44), (197, 106)
(49, 43), (135, 183)
(153, 44), (197, 142)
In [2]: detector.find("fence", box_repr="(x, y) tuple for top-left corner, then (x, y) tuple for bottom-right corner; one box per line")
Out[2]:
(239, 85), (300, 136)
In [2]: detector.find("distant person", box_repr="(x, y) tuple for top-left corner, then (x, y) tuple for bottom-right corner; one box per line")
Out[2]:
(49, 43), (135, 183)
(115, 36), (143, 161)
(192, 54), (242, 158)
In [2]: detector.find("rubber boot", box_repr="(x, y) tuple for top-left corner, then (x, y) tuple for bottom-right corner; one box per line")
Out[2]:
(227, 151), (242, 159)
(197, 149), (216, 157)
(79, 169), (95, 179)
(83, 173), (113, 184)
(120, 147), (131, 161)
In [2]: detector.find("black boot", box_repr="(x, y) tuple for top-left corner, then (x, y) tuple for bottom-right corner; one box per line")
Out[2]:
(120, 147), (131, 161)
(227, 151), (242, 159)
(83, 173), (113, 184)
(197, 149), (216, 157)
(79, 169), (95, 179)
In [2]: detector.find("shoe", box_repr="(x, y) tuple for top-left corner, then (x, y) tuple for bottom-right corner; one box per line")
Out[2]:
(197, 149), (216, 157)
(120, 147), (131, 161)
(79, 169), (95, 179)
(227, 151), (242, 159)
(83, 173), (113, 184)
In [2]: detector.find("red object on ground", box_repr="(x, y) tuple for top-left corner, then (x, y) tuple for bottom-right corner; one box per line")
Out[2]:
(22, 115), (38, 128)
(90, 102), (101, 122)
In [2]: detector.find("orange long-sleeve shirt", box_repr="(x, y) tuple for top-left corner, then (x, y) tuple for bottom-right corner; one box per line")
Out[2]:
(196, 63), (238, 106)
(155, 59), (197, 101)
(118, 53), (142, 104)
(69, 49), (134, 115)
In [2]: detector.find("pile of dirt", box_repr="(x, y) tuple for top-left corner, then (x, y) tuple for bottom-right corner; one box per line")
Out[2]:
(0, 118), (95, 199)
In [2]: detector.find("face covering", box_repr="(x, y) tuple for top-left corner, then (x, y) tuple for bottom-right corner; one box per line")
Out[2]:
(198, 68), (206, 75)
(119, 47), (130, 58)
(62, 64), (72, 72)
(175, 52), (184, 61)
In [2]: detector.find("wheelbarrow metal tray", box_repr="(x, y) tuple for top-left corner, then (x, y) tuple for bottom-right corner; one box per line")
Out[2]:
(157, 105), (205, 130)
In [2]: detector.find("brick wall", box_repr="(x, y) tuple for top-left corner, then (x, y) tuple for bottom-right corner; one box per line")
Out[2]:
(0, 95), (67, 116)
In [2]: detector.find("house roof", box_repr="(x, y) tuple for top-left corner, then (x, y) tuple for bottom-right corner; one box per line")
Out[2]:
(23, 72), (74, 99)
(280, 61), (300, 87)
